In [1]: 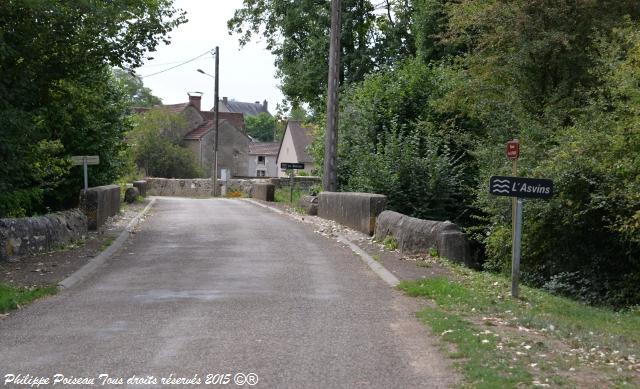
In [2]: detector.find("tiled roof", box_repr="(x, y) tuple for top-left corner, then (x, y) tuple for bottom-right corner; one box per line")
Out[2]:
(218, 100), (270, 116)
(278, 121), (314, 163)
(183, 120), (214, 140)
(201, 111), (245, 131)
(249, 142), (280, 155)
(290, 121), (314, 163)
(164, 103), (190, 113)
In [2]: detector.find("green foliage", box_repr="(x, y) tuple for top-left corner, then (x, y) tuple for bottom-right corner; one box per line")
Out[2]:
(382, 235), (398, 251)
(274, 187), (303, 204)
(245, 112), (278, 141)
(0, 1), (185, 217)
(130, 109), (203, 178)
(328, 59), (473, 222)
(113, 68), (162, 108)
(228, 0), (415, 112)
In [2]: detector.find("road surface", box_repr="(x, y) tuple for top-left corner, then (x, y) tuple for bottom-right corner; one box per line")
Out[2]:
(0, 198), (455, 388)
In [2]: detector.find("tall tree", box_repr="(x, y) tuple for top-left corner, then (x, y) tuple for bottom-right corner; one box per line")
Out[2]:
(113, 69), (163, 108)
(0, 1), (186, 216)
(228, 0), (415, 112)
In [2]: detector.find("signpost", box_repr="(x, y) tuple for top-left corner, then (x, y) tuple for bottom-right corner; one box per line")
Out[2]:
(71, 156), (100, 192)
(280, 162), (305, 203)
(490, 140), (553, 298)
(489, 176), (553, 199)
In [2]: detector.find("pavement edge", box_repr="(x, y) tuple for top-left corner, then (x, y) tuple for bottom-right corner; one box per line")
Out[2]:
(58, 198), (156, 289)
(244, 198), (400, 287)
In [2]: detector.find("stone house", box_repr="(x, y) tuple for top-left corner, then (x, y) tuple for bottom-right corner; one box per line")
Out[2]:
(276, 121), (315, 177)
(247, 142), (279, 177)
(138, 93), (250, 178)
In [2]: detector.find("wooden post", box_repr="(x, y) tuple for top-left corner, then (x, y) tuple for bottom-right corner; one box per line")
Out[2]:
(213, 46), (220, 197)
(323, 0), (341, 192)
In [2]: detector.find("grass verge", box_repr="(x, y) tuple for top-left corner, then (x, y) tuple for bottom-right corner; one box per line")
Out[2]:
(0, 283), (57, 313)
(398, 261), (640, 388)
(275, 187), (303, 204)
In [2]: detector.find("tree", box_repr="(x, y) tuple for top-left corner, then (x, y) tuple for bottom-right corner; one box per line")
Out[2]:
(228, 0), (414, 112)
(130, 109), (203, 178)
(0, 1), (186, 217)
(113, 69), (162, 108)
(245, 112), (278, 142)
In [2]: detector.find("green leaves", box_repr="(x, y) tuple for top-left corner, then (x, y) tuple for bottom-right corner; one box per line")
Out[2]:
(245, 112), (278, 142)
(0, 1), (185, 217)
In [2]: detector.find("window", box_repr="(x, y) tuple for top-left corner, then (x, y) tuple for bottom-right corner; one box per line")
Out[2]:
(256, 170), (266, 177)
(257, 155), (265, 165)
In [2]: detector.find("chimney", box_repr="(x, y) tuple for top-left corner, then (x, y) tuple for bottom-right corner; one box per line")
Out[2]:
(188, 92), (202, 111)
(263, 99), (268, 112)
(222, 96), (228, 104)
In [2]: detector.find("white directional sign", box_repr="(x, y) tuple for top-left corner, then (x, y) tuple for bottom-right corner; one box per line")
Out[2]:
(71, 155), (100, 165)
(71, 155), (100, 191)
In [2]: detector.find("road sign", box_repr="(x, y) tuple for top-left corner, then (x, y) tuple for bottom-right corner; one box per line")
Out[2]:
(280, 162), (305, 170)
(71, 155), (100, 165)
(489, 176), (553, 200)
(506, 139), (520, 161)
(71, 156), (100, 192)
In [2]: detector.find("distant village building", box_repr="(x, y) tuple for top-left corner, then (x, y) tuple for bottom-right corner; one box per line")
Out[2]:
(217, 97), (271, 117)
(276, 121), (315, 177)
(248, 142), (279, 177)
(137, 93), (250, 178)
(215, 97), (279, 177)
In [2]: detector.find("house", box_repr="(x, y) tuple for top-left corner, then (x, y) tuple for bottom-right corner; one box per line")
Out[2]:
(248, 142), (279, 177)
(137, 93), (250, 178)
(218, 97), (271, 117)
(276, 121), (315, 177)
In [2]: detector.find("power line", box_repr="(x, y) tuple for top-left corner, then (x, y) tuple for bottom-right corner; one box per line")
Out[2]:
(140, 49), (214, 78)
(139, 57), (209, 68)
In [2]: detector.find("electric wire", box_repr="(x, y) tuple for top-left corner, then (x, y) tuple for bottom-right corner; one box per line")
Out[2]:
(140, 49), (214, 78)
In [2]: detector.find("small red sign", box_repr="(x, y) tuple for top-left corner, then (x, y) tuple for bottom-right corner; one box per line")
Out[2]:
(506, 139), (520, 161)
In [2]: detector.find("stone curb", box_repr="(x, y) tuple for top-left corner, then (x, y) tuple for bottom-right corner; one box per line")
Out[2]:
(58, 198), (156, 289)
(244, 199), (400, 288)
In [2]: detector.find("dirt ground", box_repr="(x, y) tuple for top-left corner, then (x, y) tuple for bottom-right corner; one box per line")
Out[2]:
(0, 200), (150, 288)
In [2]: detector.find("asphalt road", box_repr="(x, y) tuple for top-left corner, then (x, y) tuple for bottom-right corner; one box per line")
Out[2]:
(0, 198), (455, 388)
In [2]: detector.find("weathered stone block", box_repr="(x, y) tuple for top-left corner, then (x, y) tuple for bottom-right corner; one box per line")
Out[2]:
(318, 192), (387, 235)
(124, 187), (140, 204)
(298, 195), (318, 215)
(252, 183), (275, 202)
(133, 180), (147, 197)
(0, 209), (87, 261)
(374, 210), (476, 268)
(146, 178), (213, 197)
(79, 185), (120, 230)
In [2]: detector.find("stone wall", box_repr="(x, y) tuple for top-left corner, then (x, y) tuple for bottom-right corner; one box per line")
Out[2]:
(374, 210), (477, 268)
(145, 177), (322, 198)
(0, 209), (87, 261)
(79, 185), (120, 230)
(146, 178), (214, 197)
(318, 192), (387, 235)
(252, 183), (275, 201)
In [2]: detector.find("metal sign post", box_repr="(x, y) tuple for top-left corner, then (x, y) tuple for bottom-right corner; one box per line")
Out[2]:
(489, 174), (553, 298)
(511, 198), (524, 297)
(71, 156), (100, 192)
(506, 139), (520, 289)
(280, 163), (305, 203)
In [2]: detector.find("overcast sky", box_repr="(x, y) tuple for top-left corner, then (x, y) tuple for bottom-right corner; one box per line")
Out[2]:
(137, 0), (284, 112)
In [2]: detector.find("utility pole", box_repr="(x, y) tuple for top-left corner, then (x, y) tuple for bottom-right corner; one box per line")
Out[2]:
(213, 46), (220, 197)
(323, 0), (341, 192)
